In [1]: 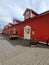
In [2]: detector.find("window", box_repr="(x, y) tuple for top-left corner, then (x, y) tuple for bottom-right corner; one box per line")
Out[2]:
(25, 28), (30, 34)
(25, 11), (30, 19)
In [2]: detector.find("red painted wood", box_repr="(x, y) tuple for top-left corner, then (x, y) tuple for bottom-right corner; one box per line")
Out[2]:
(2, 13), (49, 44)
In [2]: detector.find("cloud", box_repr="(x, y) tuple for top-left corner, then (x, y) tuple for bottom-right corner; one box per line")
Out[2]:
(0, 0), (49, 29)
(38, 0), (49, 13)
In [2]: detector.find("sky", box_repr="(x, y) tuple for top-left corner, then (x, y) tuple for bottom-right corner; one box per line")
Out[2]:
(0, 0), (49, 29)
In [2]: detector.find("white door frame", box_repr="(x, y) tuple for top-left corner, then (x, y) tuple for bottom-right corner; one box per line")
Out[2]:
(24, 25), (31, 40)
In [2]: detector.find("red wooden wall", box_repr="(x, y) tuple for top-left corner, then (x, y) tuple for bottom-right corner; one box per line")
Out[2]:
(2, 13), (49, 43)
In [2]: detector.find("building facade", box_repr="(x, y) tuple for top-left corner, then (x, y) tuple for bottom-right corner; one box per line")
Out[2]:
(2, 8), (49, 44)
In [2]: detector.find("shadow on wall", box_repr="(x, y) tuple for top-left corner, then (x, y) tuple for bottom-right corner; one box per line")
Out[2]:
(1, 34), (49, 49)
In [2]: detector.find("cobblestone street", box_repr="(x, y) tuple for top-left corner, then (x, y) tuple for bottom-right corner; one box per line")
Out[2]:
(0, 34), (49, 65)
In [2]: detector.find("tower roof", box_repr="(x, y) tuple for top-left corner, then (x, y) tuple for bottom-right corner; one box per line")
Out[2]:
(23, 8), (38, 16)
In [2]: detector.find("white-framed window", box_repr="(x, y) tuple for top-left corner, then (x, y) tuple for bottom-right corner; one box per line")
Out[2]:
(25, 28), (30, 34)
(25, 11), (30, 19)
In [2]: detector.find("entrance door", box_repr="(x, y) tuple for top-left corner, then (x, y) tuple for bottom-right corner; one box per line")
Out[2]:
(24, 25), (31, 40)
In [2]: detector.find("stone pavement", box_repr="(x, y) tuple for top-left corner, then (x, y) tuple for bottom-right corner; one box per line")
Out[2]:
(0, 34), (49, 65)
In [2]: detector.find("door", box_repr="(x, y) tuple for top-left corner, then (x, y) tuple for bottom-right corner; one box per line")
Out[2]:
(24, 25), (31, 40)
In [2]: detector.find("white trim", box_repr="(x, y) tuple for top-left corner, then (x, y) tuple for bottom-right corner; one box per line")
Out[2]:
(24, 25), (31, 40)
(39, 41), (49, 45)
(15, 35), (49, 45)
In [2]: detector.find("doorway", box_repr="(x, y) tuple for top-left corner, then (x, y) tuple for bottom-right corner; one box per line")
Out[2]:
(24, 25), (31, 40)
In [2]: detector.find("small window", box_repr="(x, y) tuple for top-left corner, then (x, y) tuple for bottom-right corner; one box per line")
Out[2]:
(25, 11), (30, 19)
(25, 28), (30, 34)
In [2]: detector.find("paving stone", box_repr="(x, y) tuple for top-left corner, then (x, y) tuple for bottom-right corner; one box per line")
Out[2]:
(0, 34), (49, 65)
(0, 63), (2, 65)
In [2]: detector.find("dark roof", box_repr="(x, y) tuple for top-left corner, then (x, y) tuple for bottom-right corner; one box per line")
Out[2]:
(3, 9), (49, 29)
(9, 23), (13, 25)
(13, 19), (21, 22)
(23, 8), (38, 15)
(39, 11), (49, 15)
(23, 10), (49, 22)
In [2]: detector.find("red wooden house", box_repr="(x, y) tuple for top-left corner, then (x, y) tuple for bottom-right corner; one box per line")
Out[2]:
(2, 8), (49, 44)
